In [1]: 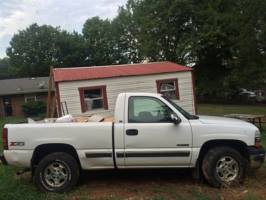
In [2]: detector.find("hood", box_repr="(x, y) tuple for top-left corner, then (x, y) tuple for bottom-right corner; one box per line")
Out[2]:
(198, 115), (257, 129)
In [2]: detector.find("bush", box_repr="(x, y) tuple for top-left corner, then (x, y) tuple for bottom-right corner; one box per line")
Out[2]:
(22, 100), (46, 117)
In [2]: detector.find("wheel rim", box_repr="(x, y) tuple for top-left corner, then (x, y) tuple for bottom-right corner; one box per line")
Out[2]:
(216, 156), (239, 183)
(43, 161), (70, 188)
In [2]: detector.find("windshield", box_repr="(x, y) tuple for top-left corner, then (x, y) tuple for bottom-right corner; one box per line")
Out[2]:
(162, 96), (199, 120)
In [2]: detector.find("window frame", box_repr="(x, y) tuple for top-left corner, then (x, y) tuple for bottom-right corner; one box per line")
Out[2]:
(79, 85), (108, 113)
(156, 78), (180, 100)
(128, 96), (175, 123)
(24, 95), (37, 103)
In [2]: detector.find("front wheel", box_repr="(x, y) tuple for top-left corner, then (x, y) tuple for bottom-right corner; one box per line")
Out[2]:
(33, 152), (80, 192)
(202, 147), (247, 187)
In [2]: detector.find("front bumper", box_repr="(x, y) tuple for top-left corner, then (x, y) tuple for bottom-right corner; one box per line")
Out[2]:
(0, 153), (7, 165)
(248, 146), (265, 169)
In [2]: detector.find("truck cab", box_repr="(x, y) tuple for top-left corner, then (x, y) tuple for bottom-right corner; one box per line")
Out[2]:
(114, 93), (194, 167)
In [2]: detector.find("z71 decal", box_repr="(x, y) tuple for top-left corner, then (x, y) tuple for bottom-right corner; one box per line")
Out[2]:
(10, 142), (25, 146)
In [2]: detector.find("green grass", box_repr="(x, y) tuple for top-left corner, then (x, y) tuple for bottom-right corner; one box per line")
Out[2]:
(242, 193), (261, 200)
(0, 165), (66, 200)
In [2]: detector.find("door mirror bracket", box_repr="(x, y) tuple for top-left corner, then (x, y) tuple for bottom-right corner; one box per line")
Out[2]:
(170, 114), (181, 124)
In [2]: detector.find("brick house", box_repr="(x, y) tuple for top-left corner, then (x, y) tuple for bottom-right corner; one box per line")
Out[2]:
(0, 77), (52, 117)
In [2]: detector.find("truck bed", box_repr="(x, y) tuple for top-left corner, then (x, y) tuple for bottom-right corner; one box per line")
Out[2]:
(4, 121), (114, 169)
(29, 115), (114, 124)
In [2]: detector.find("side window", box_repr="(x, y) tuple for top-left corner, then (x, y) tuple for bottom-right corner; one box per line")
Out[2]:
(25, 95), (37, 103)
(128, 96), (174, 123)
(156, 78), (179, 100)
(79, 86), (108, 112)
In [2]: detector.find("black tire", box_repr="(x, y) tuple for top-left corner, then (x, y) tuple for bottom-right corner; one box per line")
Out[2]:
(33, 152), (80, 192)
(201, 146), (247, 188)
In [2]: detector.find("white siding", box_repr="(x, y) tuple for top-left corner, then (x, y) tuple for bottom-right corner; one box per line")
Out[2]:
(58, 71), (195, 116)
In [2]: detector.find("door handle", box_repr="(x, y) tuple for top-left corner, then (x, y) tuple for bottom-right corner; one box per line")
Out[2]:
(126, 129), (138, 136)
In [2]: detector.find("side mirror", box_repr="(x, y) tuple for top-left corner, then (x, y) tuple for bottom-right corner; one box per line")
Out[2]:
(170, 114), (181, 125)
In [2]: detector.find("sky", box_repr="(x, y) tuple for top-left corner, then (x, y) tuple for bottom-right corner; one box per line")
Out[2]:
(0, 0), (127, 58)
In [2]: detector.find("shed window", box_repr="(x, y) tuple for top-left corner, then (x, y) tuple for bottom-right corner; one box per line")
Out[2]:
(156, 78), (179, 100)
(79, 86), (108, 112)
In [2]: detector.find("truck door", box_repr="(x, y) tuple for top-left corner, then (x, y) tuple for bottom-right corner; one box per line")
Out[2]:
(123, 95), (192, 167)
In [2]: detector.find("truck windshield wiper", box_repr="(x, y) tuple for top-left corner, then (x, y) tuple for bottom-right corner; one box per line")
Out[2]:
(190, 115), (199, 120)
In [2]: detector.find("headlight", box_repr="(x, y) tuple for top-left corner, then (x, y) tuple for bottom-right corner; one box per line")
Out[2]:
(255, 130), (262, 148)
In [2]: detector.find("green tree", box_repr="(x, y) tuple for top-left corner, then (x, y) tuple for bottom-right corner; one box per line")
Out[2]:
(22, 100), (46, 117)
(54, 31), (90, 67)
(0, 57), (11, 79)
(227, 0), (266, 89)
(5, 0), (266, 99)
(112, 2), (143, 64)
(7, 23), (89, 77)
(191, 0), (239, 98)
(82, 17), (117, 65)
(115, 0), (194, 64)
(191, 0), (266, 98)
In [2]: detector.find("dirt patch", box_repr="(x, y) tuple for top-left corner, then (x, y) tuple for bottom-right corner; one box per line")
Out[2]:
(57, 168), (266, 200)
(16, 167), (266, 199)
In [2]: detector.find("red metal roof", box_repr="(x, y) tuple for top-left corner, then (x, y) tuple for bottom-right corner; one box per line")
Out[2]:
(53, 61), (192, 82)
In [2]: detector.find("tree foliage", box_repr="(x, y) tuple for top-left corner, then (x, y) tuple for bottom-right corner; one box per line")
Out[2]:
(22, 100), (46, 117)
(82, 17), (115, 65)
(0, 57), (11, 79)
(191, 0), (266, 98)
(117, 0), (265, 99)
(4, 0), (266, 100)
(129, 0), (194, 63)
(112, 2), (143, 64)
(6, 24), (89, 77)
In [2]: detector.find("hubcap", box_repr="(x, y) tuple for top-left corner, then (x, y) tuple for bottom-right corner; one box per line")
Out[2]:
(43, 161), (69, 188)
(216, 156), (239, 183)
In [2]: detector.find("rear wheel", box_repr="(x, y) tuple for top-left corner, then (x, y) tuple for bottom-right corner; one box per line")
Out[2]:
(202, 147), (247, 187)
(33, 152), (79, 192)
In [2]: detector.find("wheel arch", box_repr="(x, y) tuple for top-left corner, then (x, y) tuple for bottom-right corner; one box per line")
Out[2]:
(197, 139), (249, 165)
(31, 143), (80, 169)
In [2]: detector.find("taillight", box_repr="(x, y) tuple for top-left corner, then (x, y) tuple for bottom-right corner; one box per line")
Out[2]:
(2, 128), (8, 150)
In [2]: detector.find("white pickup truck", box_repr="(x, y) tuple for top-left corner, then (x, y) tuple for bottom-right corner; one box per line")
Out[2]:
(1, 93), (265, 192)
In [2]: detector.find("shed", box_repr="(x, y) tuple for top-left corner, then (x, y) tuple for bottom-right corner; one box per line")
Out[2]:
(53, 61), (196, 117)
